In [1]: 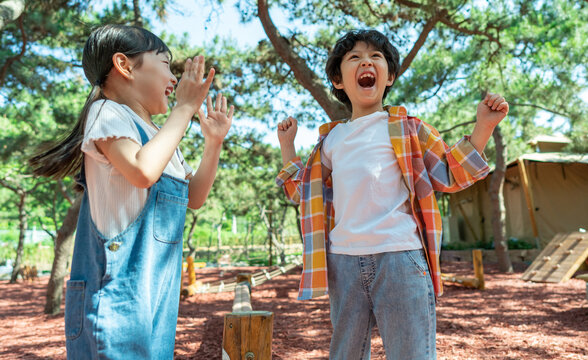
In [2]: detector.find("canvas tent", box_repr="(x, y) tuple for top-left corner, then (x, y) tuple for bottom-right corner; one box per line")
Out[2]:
(445, 152), (588, 248)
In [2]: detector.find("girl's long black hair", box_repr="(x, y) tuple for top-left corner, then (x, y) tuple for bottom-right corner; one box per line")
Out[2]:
(29, 24), (170, 181)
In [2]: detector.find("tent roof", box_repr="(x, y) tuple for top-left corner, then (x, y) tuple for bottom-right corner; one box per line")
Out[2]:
(509, 152), (588, 166)
(527, 135), (571, 146)
(485, 152), (588, 174)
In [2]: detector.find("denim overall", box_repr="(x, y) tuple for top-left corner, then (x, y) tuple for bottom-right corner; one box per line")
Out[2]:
(65, 120), (189, 359)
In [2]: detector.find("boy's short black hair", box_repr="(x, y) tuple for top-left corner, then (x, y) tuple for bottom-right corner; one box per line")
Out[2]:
(325, 30), (400, 111)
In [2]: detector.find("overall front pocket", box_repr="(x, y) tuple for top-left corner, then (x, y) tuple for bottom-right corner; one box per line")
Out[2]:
(64, 280), (85, 340)
(153, 191), (188, 244)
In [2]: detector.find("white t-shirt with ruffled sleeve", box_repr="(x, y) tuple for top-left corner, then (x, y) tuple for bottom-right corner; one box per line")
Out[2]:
(81, 99), (193, 239)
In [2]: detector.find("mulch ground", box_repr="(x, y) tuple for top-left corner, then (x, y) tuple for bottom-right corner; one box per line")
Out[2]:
(1, 262), (587, 359)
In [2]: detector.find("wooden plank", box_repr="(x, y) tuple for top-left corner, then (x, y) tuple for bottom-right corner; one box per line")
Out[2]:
(520, 233), (567, 281)
(521, 232), (588, 283)
(517, 159), (540, 246)
(441, 273), (480, 288)
(223, 311), (274, 360)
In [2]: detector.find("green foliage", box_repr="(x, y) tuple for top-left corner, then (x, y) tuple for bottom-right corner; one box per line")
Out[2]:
(231, 0), (588, 165)
(2, 0), (586, 265)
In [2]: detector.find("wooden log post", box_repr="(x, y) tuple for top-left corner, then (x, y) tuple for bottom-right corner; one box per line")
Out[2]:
(222, 311), (274, 360)
(472, 249), (485, 290)
(223, 273), (274, 359)
(187, 256), (196, 286)
(181, 256), (201, 299)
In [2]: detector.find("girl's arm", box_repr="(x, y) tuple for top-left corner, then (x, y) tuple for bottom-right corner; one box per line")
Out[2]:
(96, 56), (214, 188)
(187, 95), (233, 209)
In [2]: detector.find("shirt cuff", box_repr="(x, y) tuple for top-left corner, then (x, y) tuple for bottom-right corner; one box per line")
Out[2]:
(275, 156), (302, 186)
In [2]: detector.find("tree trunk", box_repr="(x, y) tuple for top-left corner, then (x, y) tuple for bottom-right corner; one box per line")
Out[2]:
(10, 191), (27, 283)
(132, 0), (143, 27)
(244, 221), (253, 257)
(259, 206), (286, 264)
(276, 205), (288, 264)
(185, 212), (198, 258)
(44, 194), (82, 315)
(257, 0), (349, 121)
(216, 211), (224, 253)
(488, 126), (513, 273)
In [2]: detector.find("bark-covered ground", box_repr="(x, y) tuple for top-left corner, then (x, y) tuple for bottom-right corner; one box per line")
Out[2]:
(1, 262), (587, 359)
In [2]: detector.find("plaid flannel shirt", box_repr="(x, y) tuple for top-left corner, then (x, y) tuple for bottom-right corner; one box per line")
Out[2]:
(276, 106), (490, 300)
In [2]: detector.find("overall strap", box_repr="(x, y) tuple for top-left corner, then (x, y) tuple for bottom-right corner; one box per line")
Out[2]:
(131, 119), (150, 146)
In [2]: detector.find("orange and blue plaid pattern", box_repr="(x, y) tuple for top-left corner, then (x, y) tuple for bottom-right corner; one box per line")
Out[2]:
(276, 106), (490, 300)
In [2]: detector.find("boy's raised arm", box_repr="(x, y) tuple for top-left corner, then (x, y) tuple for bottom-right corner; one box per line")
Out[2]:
(470, 92), (509, 154)
(277, 116), (298, 166)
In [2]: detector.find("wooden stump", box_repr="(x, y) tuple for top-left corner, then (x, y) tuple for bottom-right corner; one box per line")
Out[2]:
(222, 311), (274, 360)
(473, 249), (485, 290)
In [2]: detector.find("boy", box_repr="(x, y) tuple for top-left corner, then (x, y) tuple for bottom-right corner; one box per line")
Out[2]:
(276, 30), (508, 359)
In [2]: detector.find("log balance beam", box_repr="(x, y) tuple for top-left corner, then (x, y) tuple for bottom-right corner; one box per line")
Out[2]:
(441, 249), (485, 290)
(222, 273), (274, 360)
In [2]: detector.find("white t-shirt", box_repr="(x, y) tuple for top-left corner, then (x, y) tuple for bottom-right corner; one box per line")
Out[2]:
(321, 110), (422, 255)
(81, 100), (193, 239)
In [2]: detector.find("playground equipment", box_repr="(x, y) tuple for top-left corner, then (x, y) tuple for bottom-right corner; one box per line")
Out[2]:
(522, 231), (588, 283)
(441, 249), (485, 289)
(180, 258), (302, 358)
(181, 258), (302, 298)
(222, 273), (273, 360)
(18, 265), (38, 282)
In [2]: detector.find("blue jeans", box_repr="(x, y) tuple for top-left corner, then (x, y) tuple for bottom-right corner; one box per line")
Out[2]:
(327, 250), (436, 360)
(64, 121), (189, 359)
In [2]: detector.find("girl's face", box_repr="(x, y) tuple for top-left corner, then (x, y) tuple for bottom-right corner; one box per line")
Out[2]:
(333, 41), (394, 118)
(131, 51), (177, 116)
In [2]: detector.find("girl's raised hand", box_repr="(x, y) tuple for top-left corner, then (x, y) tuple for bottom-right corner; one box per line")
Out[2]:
(176, 55), (214, 114)
(277, 116), (297, 145)
(198, 94), (234, 144)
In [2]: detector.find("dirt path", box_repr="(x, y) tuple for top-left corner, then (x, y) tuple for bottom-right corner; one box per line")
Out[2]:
(1, 263), (587, 359)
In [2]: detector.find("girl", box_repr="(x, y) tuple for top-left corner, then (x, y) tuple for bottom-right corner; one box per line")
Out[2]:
(30, 24), (233, 358)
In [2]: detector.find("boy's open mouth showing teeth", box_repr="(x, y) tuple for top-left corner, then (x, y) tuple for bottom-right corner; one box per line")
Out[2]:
(358, 73), (376, 88)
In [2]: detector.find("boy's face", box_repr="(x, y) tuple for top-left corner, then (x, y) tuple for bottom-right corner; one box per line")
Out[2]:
(332, 41), (395, 116)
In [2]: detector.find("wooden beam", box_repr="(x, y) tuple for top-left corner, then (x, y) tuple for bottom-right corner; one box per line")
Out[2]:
(233, 274), (253, 313)
(441, 273), (480, 288)
(517, 159), (540, 248)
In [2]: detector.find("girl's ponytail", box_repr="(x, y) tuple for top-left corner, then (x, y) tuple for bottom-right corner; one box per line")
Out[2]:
(29, 85), (105, 181)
